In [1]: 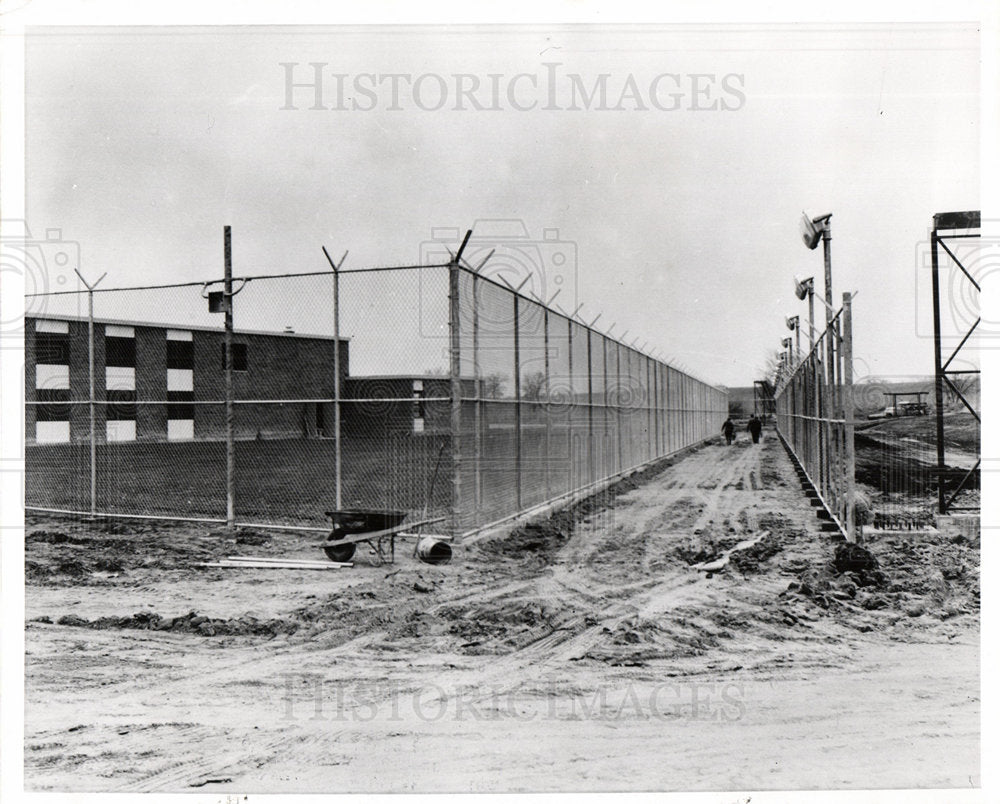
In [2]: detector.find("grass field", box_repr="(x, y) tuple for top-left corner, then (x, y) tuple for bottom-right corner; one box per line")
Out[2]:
(25, 435), (454, 527)
(859, 408), (980, 454)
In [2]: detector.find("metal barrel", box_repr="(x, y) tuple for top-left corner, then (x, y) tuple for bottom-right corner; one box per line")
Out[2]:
(416, 536), (452, 565)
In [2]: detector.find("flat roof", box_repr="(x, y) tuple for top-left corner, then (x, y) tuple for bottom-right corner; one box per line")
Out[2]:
(26, 314), (349, 342)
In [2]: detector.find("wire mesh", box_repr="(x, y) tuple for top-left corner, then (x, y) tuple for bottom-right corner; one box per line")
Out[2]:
(25, 259), (727, 536)
(454, 268), (729, 534)
(24, 266), (454, 528)
(773, 295), (856, 540)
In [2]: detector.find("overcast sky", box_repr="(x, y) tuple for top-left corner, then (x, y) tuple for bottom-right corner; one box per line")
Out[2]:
(25, 23), (979, 387)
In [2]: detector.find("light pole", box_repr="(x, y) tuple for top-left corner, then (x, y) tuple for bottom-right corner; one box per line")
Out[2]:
(794, 275), (816, 349)
(786, 315), (800, 361)
(781, 337), (793, 366)
(800, 212), (833, 327)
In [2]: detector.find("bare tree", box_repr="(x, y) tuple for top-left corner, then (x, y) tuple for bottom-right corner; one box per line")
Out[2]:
(483, 373), (506, 399)
(944, 374), (980, 410)
(759, 349), (789, 386)
(521, 370), (546, 402)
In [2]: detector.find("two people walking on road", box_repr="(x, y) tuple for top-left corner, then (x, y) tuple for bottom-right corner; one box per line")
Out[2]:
(721, 418), (736, 445)
(722, 414), (764, 446)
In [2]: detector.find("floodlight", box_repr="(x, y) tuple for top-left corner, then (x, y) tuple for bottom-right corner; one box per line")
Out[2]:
(800, 213), (822, 250)
(794, 275), (813, 300)
(785, 315), (798, 331)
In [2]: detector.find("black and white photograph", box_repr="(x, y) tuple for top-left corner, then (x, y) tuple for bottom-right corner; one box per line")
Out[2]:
(0, 1), (994, 801)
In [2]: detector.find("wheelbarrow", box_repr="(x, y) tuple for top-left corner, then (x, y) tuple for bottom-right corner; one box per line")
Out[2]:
(321, 510), (448, 567)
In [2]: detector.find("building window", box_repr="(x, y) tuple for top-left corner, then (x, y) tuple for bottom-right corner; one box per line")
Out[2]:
(167, 339), (194, 369)
(105, 336), (136, 367)
(105, 324), (136, 368)
(221, 343), (248, 372)
(167, 391), (194, 420)
(35, 330), (70, 365)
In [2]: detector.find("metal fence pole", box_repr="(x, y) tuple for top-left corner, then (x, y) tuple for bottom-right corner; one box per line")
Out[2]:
(842, 291), (856, 540)
(321, 246), (348, 510)
(448, 231), (470, 535)
(73, 269), (106, 519)
(223, 226), (235, 529)
(930, 228), (947, 514)
(332, 257), (342, 509)
(567, 319), (574, 491)
(88, 288), (96, 517)
(543, 306), (551, 498)
(513, 294), (522, 510)
(586, 329), (594, 484)
(473, 273), (482, 522)
(86, 285), (97, 517)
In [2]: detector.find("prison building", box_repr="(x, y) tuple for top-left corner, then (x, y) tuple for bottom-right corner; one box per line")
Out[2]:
(25, 316), (348, 445)
(341, 375), (484, 435)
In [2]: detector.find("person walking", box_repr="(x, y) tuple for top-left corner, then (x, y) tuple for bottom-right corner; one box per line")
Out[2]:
(747, 414), (763, 444)
(721, 417), (736, 445)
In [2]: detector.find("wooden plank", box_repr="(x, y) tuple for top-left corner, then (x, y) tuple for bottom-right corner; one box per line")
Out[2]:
(224, 555), (345, 567)
(198, 561), (351, 570)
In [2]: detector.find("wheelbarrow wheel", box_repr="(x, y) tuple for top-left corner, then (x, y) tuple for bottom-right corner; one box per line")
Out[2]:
(323, 539), (356, 563)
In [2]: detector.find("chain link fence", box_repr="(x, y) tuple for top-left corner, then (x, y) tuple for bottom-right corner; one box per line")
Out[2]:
(453, 266), (728, 534)
(773, 292), (856, 541)
(25, 251), (728, 537)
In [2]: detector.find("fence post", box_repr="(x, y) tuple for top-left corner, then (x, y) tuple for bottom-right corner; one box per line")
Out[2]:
(321, 246), (348, 510)
(930, 227), (947, 514)
(513, 295), (522, 510)
(223, 226), (235, 529)
(542, 306), (551, 499)
(586, 329), (594, 484)
(448, 231), (470, 537)
(74, 269), (106, 518)
(567, 319), (574, 491)
(87, 286), (96, 518)
(842, 292), (856, 541)
(332, 256), (342, 509)
(473, 273), (482, 523)
(615, 345), (622, 473)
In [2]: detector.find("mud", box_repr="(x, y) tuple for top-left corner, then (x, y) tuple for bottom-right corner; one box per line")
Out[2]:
(23, 430), (979, 792)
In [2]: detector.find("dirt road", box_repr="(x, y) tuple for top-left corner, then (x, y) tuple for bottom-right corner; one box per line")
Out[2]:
(23, 430), (980, 792)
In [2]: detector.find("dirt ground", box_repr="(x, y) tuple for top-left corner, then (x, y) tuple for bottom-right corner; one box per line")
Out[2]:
(23, 427), (980, 793)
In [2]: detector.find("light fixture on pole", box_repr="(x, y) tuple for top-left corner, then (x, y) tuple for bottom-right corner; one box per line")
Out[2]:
(794, 273), (832, 349)
(801, 211), (835, 402)
(781, 336), (793, 366)
(785, 315), (800, 359)
(799, 212), (833, 323)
